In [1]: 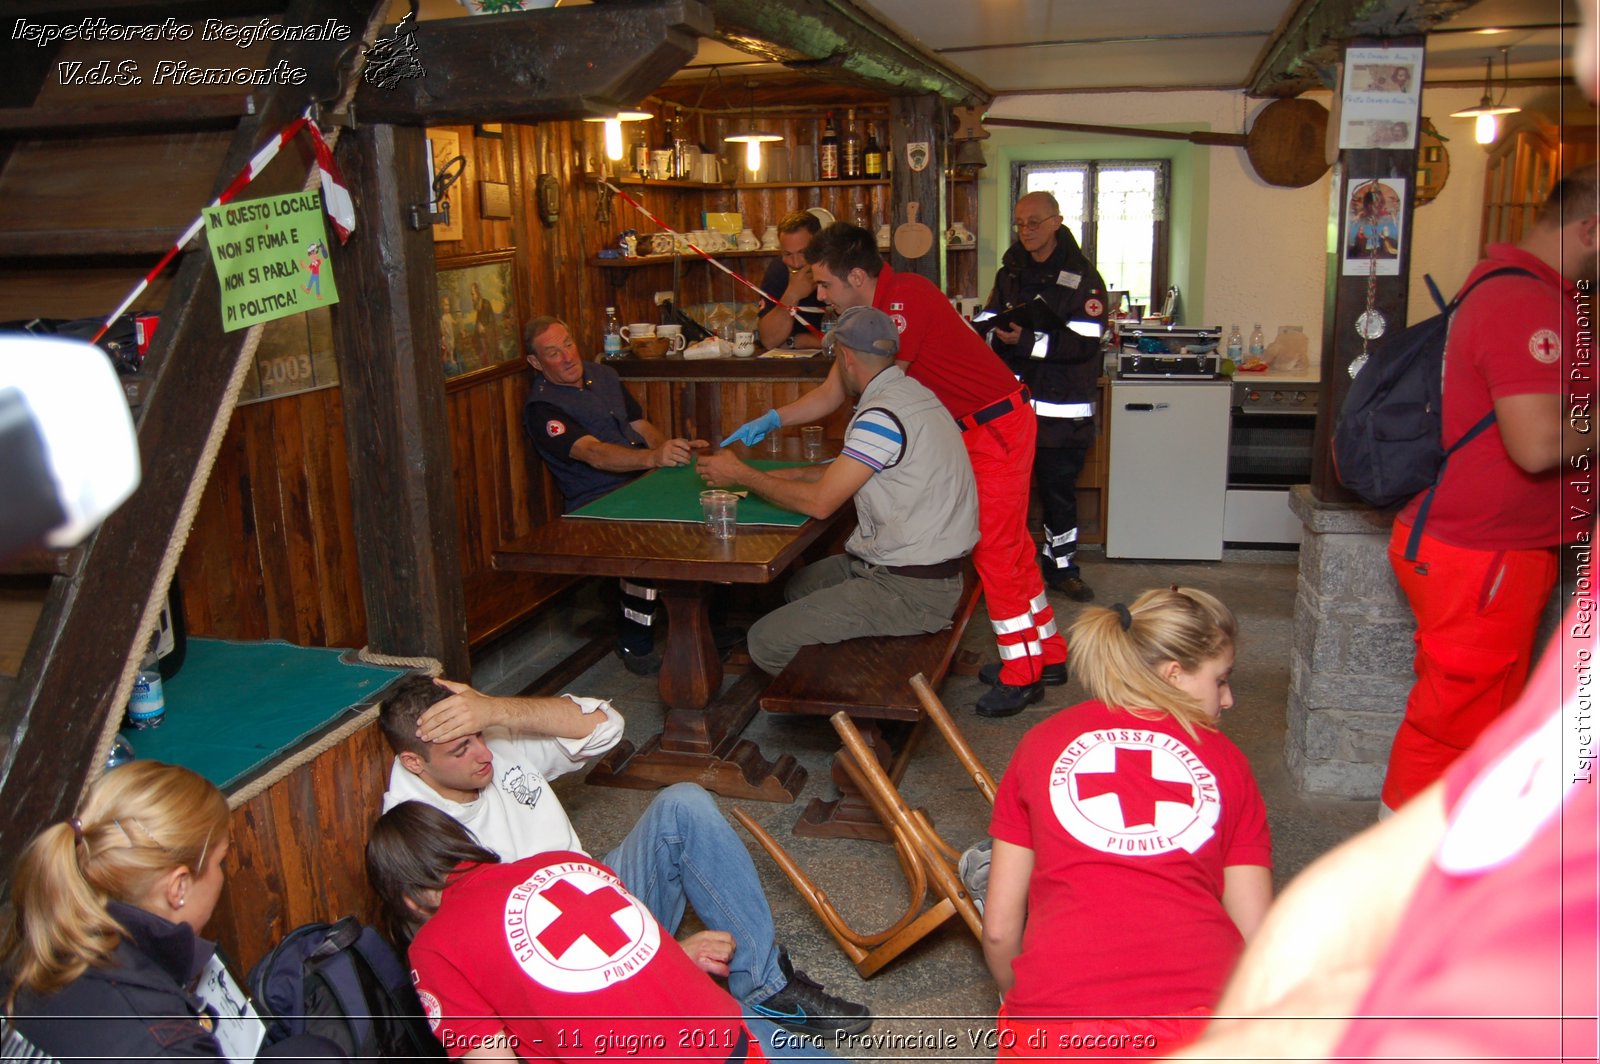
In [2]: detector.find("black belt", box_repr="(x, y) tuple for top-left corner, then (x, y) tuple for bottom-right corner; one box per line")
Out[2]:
(958, 387), (1030, 432)
(878, 557), (964, 579)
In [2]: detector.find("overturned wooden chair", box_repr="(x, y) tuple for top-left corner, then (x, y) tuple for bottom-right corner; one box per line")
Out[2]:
(732, 673), (996, 977)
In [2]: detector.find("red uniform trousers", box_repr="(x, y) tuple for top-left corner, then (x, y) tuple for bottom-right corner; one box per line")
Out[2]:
(962, 396), (1068, 685)
(1382, 519), (1557, 810)
(996, 1004), (1209, 1059)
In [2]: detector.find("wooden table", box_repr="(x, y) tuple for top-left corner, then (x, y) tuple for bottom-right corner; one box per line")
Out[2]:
(494, 501), (842, 802)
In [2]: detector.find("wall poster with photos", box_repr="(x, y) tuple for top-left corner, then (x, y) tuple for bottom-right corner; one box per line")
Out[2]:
(437, 253), (520, 380)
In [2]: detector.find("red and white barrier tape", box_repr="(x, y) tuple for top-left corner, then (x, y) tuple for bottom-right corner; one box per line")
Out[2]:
(599, 179), (824, 339)
(91, 108), (355, 345)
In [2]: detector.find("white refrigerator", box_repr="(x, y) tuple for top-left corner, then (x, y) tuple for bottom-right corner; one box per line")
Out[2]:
(1106, 379), (1232, 560)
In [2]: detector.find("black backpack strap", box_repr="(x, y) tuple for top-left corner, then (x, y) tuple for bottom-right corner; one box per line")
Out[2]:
(1404, 409), (1498, 561)
(1405, 265), (1542, 561)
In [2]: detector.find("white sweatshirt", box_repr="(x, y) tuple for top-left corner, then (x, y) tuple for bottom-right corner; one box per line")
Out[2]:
(381, 694), (624, 861)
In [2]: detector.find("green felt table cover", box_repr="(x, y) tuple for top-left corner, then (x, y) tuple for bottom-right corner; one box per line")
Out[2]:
(567, 463), (811, 526)
(119, 638), (408, 791)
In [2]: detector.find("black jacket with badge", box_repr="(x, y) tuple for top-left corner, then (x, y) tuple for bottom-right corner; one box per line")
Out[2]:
(3, 902), (228, 1061)
(985, 230), (1108, 448)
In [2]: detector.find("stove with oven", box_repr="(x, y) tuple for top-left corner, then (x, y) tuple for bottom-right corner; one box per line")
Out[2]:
(1225, 374), (1318, 546)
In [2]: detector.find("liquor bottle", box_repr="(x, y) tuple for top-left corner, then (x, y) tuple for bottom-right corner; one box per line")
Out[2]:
(603, 306), (623, 360)
(1249, 323), (1266, 359)
(842, 109), (862, 178)
(1226, 324), (1243, 362)
(126, 639), (166, 730)
(819, 111), (841, 180)
(671, 107), (691, 180)
(863, 122), (884, 178)
(630, 126), (650, 176)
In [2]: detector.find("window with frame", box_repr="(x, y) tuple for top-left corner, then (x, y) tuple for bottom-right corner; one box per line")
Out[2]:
(1012, 160), (1169, 312)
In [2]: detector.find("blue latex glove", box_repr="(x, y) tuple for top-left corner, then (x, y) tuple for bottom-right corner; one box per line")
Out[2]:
(721, 408), (781, 448)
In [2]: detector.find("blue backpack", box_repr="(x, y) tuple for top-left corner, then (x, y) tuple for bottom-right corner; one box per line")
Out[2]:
(1332, 267), (1534, 558)
(247, 917), (443, 1060)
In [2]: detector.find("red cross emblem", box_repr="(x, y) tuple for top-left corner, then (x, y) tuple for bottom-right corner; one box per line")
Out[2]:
(504, 861), (661, 992)
(1048, 728), (1220, 855)
(1083, 297), (1104, 319)
(536, 879), (632, 957)
(1528, 328), (1560, 364)
(1075, 746), (1196, 828)
(545, 419), (566, 437)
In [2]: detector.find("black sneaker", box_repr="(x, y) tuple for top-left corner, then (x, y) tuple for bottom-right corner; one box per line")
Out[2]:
(749, 950), (872, 1038)
(975, 681), (1044, 718)
(616, 645), (661, 676)
(979, 661), (1067, 687)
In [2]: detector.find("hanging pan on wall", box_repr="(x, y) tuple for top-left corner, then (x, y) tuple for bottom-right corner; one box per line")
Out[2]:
(986, 98), (1332, 189)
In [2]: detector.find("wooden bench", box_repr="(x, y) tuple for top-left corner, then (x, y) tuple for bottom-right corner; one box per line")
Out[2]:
(759, 561), (982, 839)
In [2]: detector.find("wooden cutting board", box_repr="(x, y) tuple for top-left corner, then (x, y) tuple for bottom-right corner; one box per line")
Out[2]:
(893, 201), (933, 258)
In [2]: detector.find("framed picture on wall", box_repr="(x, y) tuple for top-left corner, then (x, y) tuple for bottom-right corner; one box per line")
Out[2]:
(436, 252), (520, 381)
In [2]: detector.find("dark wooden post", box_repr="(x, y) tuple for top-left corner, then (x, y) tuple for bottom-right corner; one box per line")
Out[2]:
(328, 124), (471, 678)
(1310, 36), (1426, 501)
(889, 94), (944, 288)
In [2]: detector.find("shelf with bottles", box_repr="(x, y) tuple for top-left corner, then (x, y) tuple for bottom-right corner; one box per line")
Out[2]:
(588, 249), (785, 268)
(587, 174), (892, 191)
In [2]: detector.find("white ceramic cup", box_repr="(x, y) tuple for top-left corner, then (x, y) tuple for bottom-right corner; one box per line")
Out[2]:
(656, 325), (686, 352)
(619, 323), (655, 343)
(733, 330), (756, 357)
(649, 150), (673, 180)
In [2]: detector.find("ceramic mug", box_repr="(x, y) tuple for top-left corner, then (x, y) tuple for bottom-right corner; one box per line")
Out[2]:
(760, 225), (780, 251)
(650, 232), (674, 255)
(619, 323), (655, 344)
(737, 228), (760, 251)
(733, 331), (756, 358)
(649, 150), (673, 180)
(656, 325), (686, 353)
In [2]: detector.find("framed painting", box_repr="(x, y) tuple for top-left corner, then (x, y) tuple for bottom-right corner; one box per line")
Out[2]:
(436, 252), (520, 381)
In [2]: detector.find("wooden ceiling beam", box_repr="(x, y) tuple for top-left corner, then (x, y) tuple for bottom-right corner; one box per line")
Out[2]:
(352, 0), (713, 126)
(0, 96), (252, 138)
(1248, 0), (1477, 97)
(595, 0), (992, 106)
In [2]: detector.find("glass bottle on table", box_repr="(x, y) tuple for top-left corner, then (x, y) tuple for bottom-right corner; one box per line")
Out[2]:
(603, 306), (623, 360)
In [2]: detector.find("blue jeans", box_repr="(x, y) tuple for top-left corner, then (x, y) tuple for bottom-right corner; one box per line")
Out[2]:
(602, 783), (787, 1005)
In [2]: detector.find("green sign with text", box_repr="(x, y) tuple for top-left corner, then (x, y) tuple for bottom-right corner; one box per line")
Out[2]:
(204, 190), (338, 331)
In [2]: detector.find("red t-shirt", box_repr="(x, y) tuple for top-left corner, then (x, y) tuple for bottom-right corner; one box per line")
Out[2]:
(1396, 244), (1576, 549)
(1334, 603), (1598, 1062)
(989, 701), (1272, 1018)
(872, 263), (1022, 420)
(409, 852), (763, 1062)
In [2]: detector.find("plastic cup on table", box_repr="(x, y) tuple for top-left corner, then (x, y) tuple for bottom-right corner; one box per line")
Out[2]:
(801, 425), (825, 462)
(700, 490), (738, 540)
(763, 429), (783, 457)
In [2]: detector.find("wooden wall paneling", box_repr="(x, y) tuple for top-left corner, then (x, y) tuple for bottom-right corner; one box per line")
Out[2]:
(209, 721), (391, 972)
(239, 403), (297, 642)
(271, 396), (327, 646)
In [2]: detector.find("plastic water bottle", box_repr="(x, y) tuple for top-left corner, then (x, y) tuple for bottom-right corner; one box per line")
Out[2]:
(1248, 323), (1266, 360)
(126, 644), (166, 729)
(1226, 324), (1244, 362)
(105, 734), (136, 772)
(602, 306), (623, 360)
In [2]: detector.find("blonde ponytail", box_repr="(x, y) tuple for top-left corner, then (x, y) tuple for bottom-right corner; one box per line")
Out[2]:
(1067, 586), (1237, 738)
(3, 762), (229, 1011)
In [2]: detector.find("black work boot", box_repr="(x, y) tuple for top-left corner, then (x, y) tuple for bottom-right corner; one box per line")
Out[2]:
(749, 950), (873, 1038)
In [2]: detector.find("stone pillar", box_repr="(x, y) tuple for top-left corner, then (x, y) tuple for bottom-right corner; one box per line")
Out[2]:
(1287, 485), (1416, 798)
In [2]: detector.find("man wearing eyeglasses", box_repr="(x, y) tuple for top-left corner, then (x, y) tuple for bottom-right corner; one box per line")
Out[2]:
(980, 191), (1109, 605)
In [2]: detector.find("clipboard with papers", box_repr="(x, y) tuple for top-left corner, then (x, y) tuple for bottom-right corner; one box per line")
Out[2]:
(973, 294), (1066, 336)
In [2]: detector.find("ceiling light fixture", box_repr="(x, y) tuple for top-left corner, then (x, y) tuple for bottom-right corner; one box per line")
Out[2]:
(583, 109), (654, 161)
(724, 81), (782, 174)
(1449, 48), (1521, 145)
